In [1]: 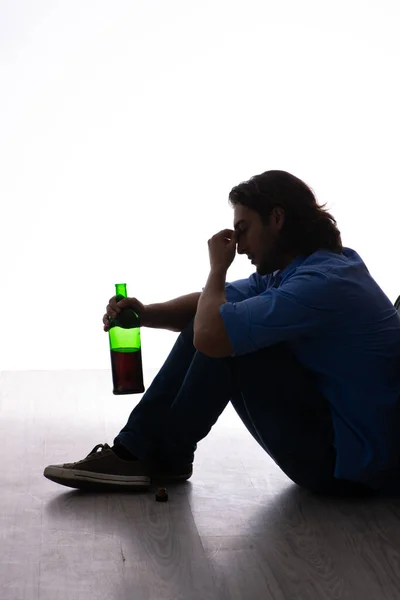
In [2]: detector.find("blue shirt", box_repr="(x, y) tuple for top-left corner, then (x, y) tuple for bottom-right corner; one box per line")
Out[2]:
(220, 248), (400, 487)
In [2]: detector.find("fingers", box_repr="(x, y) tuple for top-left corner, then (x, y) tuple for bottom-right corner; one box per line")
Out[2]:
(103, 313), (111, 332)
(104, 296), (143, 332)
(208, 229), (235, 243)
(104, 296), (120, 332)
(107, 296), (122, 318)
(215, 228), (235, 238)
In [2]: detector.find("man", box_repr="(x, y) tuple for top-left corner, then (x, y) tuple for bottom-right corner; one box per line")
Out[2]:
(44, 170), (400, 497)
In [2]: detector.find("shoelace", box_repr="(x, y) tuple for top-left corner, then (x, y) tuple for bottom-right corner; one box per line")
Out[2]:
(87, 443), (111, 457)
(82, 443), (169, 501)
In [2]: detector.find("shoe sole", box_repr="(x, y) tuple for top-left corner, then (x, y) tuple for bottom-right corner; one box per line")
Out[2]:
(151, 472), (192, 482)
(44, 466), (150, 491)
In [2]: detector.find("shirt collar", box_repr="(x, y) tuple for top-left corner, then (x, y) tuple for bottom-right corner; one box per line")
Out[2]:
(273, 255), (306, 284)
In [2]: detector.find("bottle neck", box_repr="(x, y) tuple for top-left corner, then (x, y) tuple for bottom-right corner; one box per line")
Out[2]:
(115, 283), (127, 298)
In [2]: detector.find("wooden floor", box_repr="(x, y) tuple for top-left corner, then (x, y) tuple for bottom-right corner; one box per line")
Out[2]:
(1, 368), (400, 599)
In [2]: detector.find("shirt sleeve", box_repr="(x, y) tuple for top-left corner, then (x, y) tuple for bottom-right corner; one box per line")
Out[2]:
(202, 272), (271, 301)
(225, 272), (271, 302)
(219, 269), (337, 356)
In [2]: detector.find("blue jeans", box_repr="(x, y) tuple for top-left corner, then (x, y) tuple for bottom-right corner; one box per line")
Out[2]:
(115, 318), (382, 496)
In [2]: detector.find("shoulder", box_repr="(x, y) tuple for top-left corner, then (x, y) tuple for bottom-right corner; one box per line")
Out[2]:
(287, 247), (366, 281)
(301, 247), (364, 270)
(278, 248), (366, 305)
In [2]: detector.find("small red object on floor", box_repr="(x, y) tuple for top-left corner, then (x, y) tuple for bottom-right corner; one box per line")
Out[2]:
(155, 487), (168, 502)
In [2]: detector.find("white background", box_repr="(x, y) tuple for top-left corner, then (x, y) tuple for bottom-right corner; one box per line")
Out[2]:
(1, 0), (399, 372)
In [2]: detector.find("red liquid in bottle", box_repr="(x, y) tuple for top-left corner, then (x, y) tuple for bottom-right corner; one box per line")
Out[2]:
(110, 348), (145, 394)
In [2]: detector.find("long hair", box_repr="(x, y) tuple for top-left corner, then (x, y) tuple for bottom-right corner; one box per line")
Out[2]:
(228, 170), (342, 256)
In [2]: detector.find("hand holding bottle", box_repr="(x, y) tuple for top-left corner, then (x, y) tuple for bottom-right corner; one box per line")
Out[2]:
(103, 296), (147, 331)
(107, 283), (145, 395)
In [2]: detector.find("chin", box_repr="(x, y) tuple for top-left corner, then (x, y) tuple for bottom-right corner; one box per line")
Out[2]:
(256, 263), (274, 276)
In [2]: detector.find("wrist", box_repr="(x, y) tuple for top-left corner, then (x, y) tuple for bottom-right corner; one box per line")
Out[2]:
(210, 265), (228, 275)
(140, 304), (152, 327)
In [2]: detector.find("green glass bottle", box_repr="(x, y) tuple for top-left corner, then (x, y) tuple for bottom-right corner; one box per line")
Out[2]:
(108, 283), (145, 394)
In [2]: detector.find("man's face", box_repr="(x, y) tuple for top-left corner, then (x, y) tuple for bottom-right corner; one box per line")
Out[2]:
(233, 204), (284, 275)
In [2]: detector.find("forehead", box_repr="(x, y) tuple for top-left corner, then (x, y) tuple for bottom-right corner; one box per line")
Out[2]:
(233, 204), (257, 229)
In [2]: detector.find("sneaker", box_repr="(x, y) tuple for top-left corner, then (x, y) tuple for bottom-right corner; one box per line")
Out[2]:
(152, 461), (193, 482)
(43, 443), (193, 491)
(43, 443), (151, 491)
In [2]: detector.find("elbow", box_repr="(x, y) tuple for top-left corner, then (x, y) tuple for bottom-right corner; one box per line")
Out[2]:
(193, 333), (215, 357)
(193, 333), (206, 354)
(193, 333), (233, 358)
